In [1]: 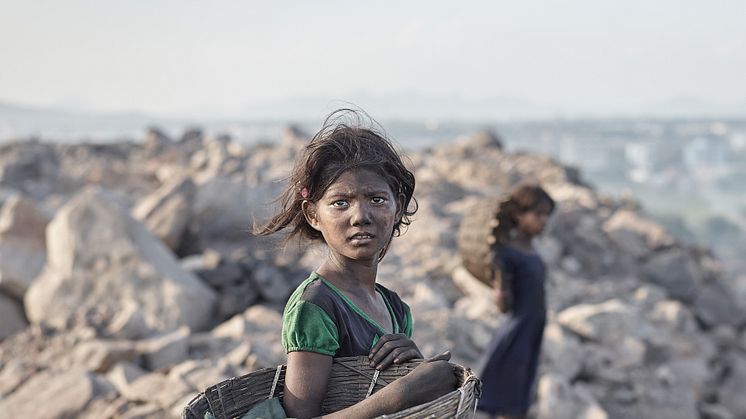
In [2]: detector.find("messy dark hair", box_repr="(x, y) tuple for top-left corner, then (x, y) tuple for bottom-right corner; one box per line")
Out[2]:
(253, 109), (417, 245)
(494, 182), (555, 243)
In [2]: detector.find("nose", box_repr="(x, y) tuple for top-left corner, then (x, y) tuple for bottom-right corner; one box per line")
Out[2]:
(350, 202), (372, 226)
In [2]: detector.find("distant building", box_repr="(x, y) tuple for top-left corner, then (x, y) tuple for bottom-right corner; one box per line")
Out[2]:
(624, 141), (655, 183)
(683, 135), (728, 168)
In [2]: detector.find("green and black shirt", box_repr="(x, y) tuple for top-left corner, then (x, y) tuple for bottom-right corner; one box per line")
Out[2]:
(282, 272), (413, 357)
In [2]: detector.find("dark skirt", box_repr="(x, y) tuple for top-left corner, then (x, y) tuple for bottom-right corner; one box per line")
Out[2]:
(476, 246), (547, 416)
(476, 314), (545, 415)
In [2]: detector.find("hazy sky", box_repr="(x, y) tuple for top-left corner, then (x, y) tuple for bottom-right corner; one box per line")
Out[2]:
(2, 0), (745, 117)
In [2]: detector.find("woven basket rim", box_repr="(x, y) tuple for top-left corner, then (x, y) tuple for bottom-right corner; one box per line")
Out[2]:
(182, 356), (481, 419)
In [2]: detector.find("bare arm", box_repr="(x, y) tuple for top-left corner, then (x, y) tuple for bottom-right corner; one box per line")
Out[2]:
(284, 351), (333, 418)
(284, 351), (457, 419)
(493, 263), (513, 313)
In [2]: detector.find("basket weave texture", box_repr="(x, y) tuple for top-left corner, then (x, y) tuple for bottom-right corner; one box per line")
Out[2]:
(182, 356), (480, 419)
(457, 196), (503, 287)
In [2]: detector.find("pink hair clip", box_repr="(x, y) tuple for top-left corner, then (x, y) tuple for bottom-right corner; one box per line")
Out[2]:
(300, 187), (309, 199)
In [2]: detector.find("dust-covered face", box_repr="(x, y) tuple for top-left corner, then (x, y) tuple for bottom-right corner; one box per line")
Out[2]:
(303, 168), (402, 264)
(515, 203), (552, 237)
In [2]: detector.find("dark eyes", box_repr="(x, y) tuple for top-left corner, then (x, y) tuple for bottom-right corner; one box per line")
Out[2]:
(330, 197), (387, 208)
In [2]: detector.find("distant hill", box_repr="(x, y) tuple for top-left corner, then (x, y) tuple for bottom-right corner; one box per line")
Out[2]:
(239, 92), (558, 120)
(3, 94), (746, 142)
(0, 102), (186, 142)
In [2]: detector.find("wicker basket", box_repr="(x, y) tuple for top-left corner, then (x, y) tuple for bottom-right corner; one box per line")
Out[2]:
(182, 356), (480, 419)
(457, 196), (503, 288)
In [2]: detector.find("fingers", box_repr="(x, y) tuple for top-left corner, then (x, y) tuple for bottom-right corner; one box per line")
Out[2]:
(369, 334), (422, 370)
(373, 347), (421, 370)
(369, 333), (405, 358)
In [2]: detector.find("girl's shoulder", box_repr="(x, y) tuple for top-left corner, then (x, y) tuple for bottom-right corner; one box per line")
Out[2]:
(501, 242), (539, 257)
(498, 243), (542, 269)
(287, 272), (339, 310)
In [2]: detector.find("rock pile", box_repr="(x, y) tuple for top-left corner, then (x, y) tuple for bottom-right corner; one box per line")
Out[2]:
(1, 128), (744, 418)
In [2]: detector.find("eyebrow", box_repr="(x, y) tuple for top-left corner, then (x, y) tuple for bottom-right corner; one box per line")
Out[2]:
(324, 188), (392, 198)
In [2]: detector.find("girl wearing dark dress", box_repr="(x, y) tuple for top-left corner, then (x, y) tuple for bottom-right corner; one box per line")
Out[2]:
(254, 109), (456, 419)
(475, 184), (555, 419)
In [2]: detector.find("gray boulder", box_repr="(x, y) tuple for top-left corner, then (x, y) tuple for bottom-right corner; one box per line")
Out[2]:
(210, 305), (284, 369)
(0, 292), (27, 339)
(602, 209), (674, 258)
(192, 177), (280, 241)
(536, 374), (608, 419)
(635, 368), (699, 419)
(641, 248), (702, 302)
(132, 176), (195, 252)
(541, 323), (584, 381)
(0, 142), (60, 187)
(139, 326), (191, 371)
(693, 281), (745, 328)
(0, 368), (116, 419)
(62, 338), (138, 373)
(557, 299), (655, 345)
(719, 353), (746, 418)
(24, 188), (216, 334)
(0, 194), (49, 298)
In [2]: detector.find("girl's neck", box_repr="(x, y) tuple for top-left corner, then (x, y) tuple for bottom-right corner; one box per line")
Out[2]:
(316, 255), (379, 295)
(510, 230), (535, 251)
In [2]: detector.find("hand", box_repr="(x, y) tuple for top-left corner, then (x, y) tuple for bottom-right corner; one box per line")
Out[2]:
(368, 333), (423, 370)
(392, 351), (457, 408)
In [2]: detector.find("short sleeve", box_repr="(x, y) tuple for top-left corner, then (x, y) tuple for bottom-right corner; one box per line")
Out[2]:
(401, 302), (413, 337)
(282, 300), (340, 356)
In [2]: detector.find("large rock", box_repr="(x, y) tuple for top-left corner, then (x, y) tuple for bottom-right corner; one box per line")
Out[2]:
(666, 356), (712, 400)
(557, 299), (655, 344)
(0, 194), (49, 298)
(451, 266), (492, 299)
(62, 338), (138, 373)
(184, 250), (259, 320)
(118, 371), (192, 410)
(536, 374), (608, 419)
(0, 142), (60, 187)
(635, 368), (699, 419)
(550, 207), (616, 275)
(602, 209), (675, 258)
(557, 300), (655, 371)
(450, 295), (498, 364)
(192, 177), (280, 240)
(719, 353), (746, 418)
(250, 263), (295, 303)
(641, 249), (702, 302)
(0, 292), (27, 339)
(132, 176), (195, 252)
(210, 305), (284, 368)
(541, 323), (584, 380)
(139, 326), (191, 371)
(0, 359), (37, 398)
(693, 281), (744, 328)
(24, 188), (216, 334)
(0, 368), (116, 418)
(168, 359), (233, 393)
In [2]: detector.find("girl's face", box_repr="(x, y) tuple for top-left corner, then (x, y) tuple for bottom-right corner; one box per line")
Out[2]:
(304, 168), (402, 264)
(515, 204), (552, 237)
